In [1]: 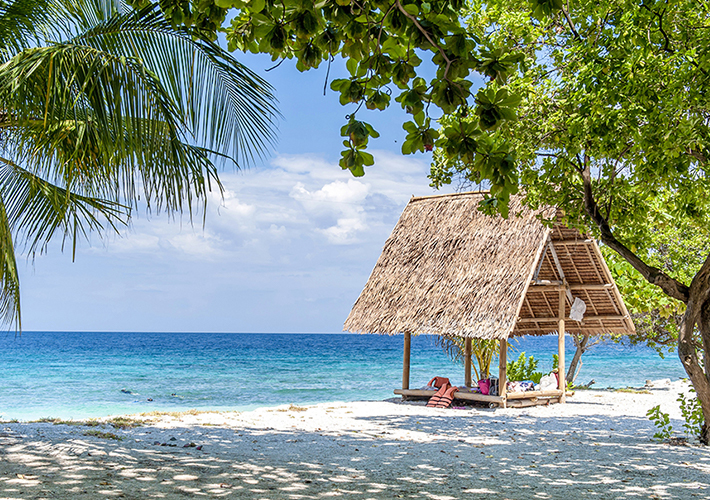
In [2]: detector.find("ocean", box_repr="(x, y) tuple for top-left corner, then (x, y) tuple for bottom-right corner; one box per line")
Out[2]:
(0, 331), (687, 421)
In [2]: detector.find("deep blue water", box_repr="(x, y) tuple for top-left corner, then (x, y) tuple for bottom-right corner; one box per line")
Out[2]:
(0, 331), (686, 420)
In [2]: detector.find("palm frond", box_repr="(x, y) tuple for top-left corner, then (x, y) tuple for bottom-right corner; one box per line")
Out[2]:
(0, 0), (59, 57)
(0, 193), (20, 329)
(0, 156), (127, 257)
(0, 0), (279, 328)
(68, 3), (279, 165)
(0, 41), (221, 214)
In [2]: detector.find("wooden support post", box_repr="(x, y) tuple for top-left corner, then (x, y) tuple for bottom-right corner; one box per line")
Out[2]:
(403, 332), (411, 390)
(499, 338), (507, 407)
(558, 288), (566, 403)
(464, 338), (472, 387)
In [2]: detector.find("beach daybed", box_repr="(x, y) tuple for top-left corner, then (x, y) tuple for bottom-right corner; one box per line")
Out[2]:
(344, 191), (635, 408)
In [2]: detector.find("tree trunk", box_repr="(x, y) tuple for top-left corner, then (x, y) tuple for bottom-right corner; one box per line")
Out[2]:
(701, 303), (710, 384)
(566, 333), (589, 384)
(579, 164), (710, 443)
(678, 258), (710, 444)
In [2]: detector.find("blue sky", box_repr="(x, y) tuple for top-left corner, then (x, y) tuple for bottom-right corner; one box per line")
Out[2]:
(18, 53), (460, 333)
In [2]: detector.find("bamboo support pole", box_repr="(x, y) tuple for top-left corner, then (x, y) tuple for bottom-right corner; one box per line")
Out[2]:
(402, 332), (411, 390)
(499, 338), (507, 407)
(558, 288), (566, 403)
(464, 338), (472, 387)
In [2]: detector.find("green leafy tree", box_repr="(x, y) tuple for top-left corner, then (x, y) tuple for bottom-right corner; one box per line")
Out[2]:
(218, 0), (524, 203)
(0, 0), (277, 328)
(603, 195), (710, 358)
(430, 0), (710, 441)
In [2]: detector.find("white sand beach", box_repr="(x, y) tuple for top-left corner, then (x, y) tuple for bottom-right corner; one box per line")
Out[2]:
(2, 382), (709, 499)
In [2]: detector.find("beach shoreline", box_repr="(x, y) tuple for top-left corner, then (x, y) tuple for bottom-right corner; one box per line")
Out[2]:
(2, 382), (709, 499)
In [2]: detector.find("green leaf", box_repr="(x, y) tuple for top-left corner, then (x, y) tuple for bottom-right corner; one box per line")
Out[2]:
(403, 4), (418, 16)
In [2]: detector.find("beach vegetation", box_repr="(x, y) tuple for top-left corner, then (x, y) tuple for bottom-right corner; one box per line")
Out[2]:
(506, 352), (542, 384)
(138, 409), (223, 418)
(614, 388), (651, 395)
(34, 417), (61, 423)
(52, 419), (91, 426)
(84, 429), (123, 440)
(647, 405), (673, 441)
(434, 336), (497, 381)
(0, 0), (277, 329)
(32, 417), (104, 426)
(107, 417), (143, 429)
(678, 391), (705, 440)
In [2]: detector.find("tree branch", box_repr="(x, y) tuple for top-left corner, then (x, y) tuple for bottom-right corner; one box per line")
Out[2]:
(394, 0), (452, 80)
(688, 148), (709, 164)
(640, 4), (673, 53)
(561, 2), (581, 40)
(580, 160), (691, 303)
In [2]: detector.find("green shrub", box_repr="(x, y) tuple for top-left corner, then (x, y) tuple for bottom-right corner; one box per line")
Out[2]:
(678, 390), (704, 439)
(647, 405), (672, 440)
(507, 352), (543, 384)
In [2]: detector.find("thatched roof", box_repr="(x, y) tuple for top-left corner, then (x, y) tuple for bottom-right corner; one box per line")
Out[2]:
(344, 191), (635, 340)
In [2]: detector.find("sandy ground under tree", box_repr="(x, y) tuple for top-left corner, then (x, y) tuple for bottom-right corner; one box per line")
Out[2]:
(1, 383), (709, 499)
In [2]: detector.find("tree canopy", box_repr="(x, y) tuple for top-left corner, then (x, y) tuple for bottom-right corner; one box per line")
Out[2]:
(218, 0), (526, 202)
(432, 0), (710, 439)
(0, 0), (277, 328)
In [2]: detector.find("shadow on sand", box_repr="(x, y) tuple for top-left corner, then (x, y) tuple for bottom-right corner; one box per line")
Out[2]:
(1, 400), (709, 499)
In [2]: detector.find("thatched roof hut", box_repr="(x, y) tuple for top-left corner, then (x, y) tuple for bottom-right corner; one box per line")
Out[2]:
(344, 191), (635, 408)
(344, 191), (634, 339)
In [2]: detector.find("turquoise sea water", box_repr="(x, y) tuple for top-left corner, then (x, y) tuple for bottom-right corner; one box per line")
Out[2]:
(0, 331), (686, 421)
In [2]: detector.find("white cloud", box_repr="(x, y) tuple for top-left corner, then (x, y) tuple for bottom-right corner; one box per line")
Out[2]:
(319, 216), (367, 245)
(20, 149), (454, 333)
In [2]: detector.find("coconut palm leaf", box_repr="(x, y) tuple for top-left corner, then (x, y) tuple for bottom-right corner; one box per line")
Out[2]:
(0, 194), (20, 329)
(0, 0), (58, 57)
(0, 156), (126, 257)
(0, 43), (217, 212)
(65, 0), (278, 165)
(0, 0), (278, 328)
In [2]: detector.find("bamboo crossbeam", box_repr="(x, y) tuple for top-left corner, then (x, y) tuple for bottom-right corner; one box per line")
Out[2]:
(516, 315), (628, 323)
(551, 239), (594, 245)
(529, 281), (614, 291)
(506, 397), (561, 408)
(393, 389), (505, 404)
(514, 327), (630, 332)
(506, 390), (564, 400)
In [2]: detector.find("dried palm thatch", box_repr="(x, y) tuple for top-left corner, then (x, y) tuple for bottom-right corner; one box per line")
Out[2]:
(344, 191), (634, 340)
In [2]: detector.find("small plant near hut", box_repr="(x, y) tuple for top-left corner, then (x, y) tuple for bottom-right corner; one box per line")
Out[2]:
(506, 352), (543, 384)
(647, 405), (673, 440)
(647, 390), (705, 442)
(678, 390), (704, 439)
(434, 337), (498, 381)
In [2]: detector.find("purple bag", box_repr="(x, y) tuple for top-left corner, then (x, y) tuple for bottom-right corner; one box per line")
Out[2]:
(478, 379), (490, 395)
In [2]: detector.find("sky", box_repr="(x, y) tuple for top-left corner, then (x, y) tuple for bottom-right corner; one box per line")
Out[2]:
(17, 52), (462, 333)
